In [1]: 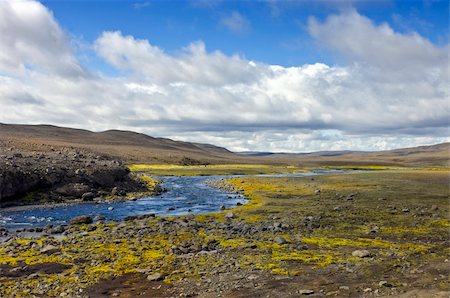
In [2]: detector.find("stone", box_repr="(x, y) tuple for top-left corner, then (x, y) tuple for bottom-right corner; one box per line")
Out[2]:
(273, 236), (288, 245)
(379, 280), (393, 287)
(219, 205), (226, 210)
(314, 189), (321, 195)
(55, 183), (90, 197)
(299, 289), (314, 295)
(225, 212), (235, 219)
(69, 215), (93, 225)
(351, 249), (372, 258)
(40, 245), (60, 255)
(81, 192), (96, 201)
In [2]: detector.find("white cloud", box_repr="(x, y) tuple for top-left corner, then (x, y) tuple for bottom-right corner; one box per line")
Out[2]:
(0, 0), (84, 77)
(220, 11), (250, 32)
(0, 1), (448, 152)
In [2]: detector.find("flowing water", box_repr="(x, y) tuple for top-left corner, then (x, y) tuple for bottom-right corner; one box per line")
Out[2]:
(0, 171), (339, 230)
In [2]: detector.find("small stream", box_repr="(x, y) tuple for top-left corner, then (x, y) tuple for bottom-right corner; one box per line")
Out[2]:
(0, 171), (339, 230)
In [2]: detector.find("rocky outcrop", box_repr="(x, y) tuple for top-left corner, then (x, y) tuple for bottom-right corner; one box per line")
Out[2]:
(0, 147), (146, 206)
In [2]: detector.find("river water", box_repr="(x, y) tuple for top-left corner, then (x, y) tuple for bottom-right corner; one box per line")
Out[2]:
(0, 171), (338, 230)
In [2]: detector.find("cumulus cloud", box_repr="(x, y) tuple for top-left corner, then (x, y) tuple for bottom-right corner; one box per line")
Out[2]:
(308, 10), (448, 79)
(0, 0), (84, 77)
(0, 1), (448, 152)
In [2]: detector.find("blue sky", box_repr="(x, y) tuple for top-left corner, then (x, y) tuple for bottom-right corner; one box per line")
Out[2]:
(43, 0), (449, 68)
(0, 0), (448, 152)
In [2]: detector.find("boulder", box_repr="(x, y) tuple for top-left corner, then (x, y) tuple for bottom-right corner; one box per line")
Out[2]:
(273, 236), (288, 245)
(55, 183), (90, 197)
(70, 215), (93, 225)
(352, 249), (372, 258)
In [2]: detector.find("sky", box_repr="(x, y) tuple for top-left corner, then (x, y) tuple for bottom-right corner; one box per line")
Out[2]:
(0, 0), (449, 152)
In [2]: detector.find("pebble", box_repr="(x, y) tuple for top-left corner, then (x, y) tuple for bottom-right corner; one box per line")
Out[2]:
(299, 289), (315, 295)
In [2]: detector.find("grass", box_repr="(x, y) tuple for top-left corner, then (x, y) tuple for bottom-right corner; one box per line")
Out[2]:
(128, 163), (305, 176)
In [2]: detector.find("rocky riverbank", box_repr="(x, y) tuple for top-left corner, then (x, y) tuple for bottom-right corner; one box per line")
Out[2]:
(0, 169), (448, 297)
(0, 146), (156, 208)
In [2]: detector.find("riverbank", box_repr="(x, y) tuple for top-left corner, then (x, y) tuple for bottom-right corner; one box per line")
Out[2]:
(0, 169), (448, 297)
(0, 145), (164, 208)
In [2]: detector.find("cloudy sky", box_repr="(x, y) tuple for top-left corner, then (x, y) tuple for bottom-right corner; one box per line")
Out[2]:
(0, 0), (448, 152)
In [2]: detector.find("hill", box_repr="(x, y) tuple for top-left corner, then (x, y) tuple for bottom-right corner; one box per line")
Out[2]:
(0, 123), (448, 167)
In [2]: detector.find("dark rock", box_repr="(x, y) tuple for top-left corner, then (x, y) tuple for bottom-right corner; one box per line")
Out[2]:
(55, 183), (90, 197)
(81, 192), (96, 201)
(70, 215), (93, 225)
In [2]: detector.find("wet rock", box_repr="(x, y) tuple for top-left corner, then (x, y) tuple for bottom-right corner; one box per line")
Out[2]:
(352, 249), (372, 258)
(94, 215), (106, 221)
(219, 205), (226, 210)
(70, 215), (93, 225)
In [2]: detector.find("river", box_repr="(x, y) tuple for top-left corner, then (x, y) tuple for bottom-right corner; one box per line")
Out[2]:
(0, 171), (340, 230)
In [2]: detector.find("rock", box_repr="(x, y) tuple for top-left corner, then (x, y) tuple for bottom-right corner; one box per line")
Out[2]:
(236, 202), (243, 206)
(402, 208), (410, 213)
(339, 286), (350, 290)
(379, 280), (393, 287)
(299, 289), (314, 295)
(352, 249), (372, 258)
(70, 215), (93, 225)
(111, 187), (119, 196)
(273, 236), (288, 245)
(430, 205), (439, 211)
(225, 212), (235, 219)
(368, 226), (379, 234)
(107, 207), (114, 211)
(81, 192), (96, 201)
(167, 207), (175, 211)
(219, 205), (226, 210)
(94, 215), (106, 221)
(40, 245), (60, 255)
(49, 225), (66, 234)
(55, 183), (90, 197)
(314, 189), (321, 195)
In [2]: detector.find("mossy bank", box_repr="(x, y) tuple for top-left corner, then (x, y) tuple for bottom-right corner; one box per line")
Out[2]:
(0, 168), (448, 297)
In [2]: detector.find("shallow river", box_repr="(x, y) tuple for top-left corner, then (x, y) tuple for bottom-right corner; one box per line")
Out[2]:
(0, 171), (339, 230)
